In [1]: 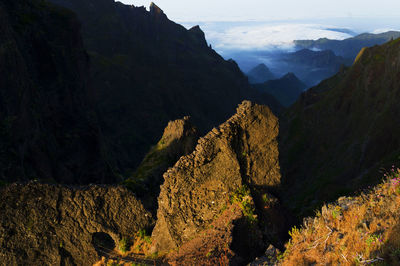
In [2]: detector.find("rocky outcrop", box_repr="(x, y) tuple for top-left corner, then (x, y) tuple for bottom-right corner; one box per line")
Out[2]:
(124, 116), (199, 212)
(150, 101), (281, 261)
(0, 183), (154, 265)
(166, 204), (250, 265)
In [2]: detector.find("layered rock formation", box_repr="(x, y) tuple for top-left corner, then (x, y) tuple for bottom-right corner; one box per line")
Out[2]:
(0, 183), (153, 265)
(151, 101), (281, 261)
(124, 116), (199, 212)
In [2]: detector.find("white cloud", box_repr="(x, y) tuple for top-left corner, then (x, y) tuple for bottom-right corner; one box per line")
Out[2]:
(188, 22), (353, 51)
(372, 28), (400, 34)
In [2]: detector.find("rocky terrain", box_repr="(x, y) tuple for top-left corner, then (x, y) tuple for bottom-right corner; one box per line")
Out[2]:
(0, 183), (153, 265)
(2, 0), (400, 265)
(124, 116), (199, 213)
(151, 101), (288, 263)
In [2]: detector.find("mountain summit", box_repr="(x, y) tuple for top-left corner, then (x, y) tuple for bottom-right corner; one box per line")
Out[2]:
(247, 63), (276, 84)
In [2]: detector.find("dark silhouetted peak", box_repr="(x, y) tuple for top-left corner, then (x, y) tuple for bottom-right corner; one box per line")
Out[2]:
(150, 2), (166, 18)
(247, 63), (275, 84)
(281, 72), (298, 81)
(189, 25), (203, 34)
(253, 63), (270, 72)
(189, 25), (207, 47)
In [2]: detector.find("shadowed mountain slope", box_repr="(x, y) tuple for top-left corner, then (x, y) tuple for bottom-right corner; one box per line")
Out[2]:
(48, 0), (281, 175)
(0, 0), (110, 184)
(279, 38), (400, 218)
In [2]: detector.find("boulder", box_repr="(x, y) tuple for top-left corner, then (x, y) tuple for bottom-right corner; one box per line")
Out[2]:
(0, 182), (154, 265)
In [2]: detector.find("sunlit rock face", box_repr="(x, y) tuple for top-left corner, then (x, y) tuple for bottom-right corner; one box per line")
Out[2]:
(151, 101), (282, 262)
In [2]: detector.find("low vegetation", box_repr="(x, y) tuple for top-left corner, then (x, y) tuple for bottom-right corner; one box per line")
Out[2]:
(280, 166), (400, 265)
(94, 229), (155, 266)
(230, 185), (258, 224)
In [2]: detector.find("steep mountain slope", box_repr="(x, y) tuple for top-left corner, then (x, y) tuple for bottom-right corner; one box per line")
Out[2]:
(0, 0), (109, 184)
(279, 38), (400, 218)
(48, 0), (280, 174)
(247, 63), (276, 84)
(282, 168), (400, 265)
(253, 73), (307, 107)
(295, 31), (400, 59)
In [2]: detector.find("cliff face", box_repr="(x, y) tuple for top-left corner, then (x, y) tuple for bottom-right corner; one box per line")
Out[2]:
(151, 101), (282, 262)
(47, 0), (280, 175)
(0, 183), (154, 265)
(0, 0), (109, 184)
(280, 38), (400, 218)
(124, 116), (199, 212)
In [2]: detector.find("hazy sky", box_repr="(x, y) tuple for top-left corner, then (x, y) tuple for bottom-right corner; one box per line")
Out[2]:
(120, 0), (400, 22)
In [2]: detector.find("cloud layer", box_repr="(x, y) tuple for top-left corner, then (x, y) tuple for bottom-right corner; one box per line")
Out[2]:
(189, 22), (354, 51)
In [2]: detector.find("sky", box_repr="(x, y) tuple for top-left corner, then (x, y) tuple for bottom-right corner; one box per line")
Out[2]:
(120, 0), (400, 22)
(119, 0), (400, 56)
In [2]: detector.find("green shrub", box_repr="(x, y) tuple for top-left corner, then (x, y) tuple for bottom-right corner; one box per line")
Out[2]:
(119, 237), (130, 253)
(230, 185), (257, 223)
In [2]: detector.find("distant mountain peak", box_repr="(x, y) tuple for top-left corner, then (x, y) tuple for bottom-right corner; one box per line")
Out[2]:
(189, 25), (203, 33)
(247, 63), (275, 84)
(253, 63), (269, 71)
(189, 25), (208, 47)
(282, 72), (297, 80)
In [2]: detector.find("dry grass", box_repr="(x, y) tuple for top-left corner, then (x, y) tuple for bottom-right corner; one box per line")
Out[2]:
(93, 229), (155, 266)
(281, 166), (400, 265)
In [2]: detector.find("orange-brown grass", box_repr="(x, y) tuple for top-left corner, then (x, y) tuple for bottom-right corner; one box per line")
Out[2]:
(281, 167), (400, 265)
